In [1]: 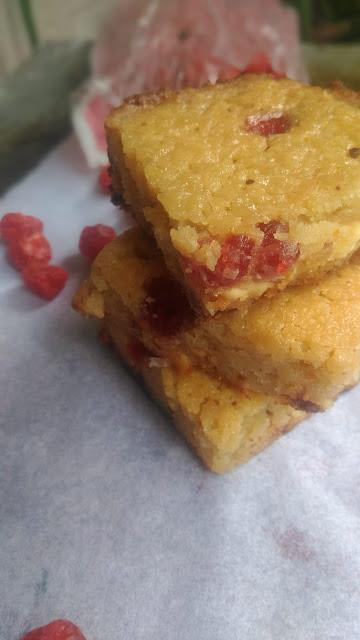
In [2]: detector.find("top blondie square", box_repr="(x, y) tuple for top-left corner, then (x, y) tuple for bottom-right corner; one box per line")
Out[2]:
(106, 74), (360, 314)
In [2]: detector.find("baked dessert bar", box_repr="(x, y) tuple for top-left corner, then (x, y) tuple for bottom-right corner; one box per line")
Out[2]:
(73, 228), (360, 411)
(106, 74), (360, 314)
(73, 281), (305, 475)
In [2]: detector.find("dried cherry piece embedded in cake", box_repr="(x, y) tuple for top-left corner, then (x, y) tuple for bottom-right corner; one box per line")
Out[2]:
(185, 226), (297, 287)
(8, 233), (52, 271)
(20, 619), (86, 640)
(22, 262), (69, 300)
(141, 277), (195, 336)
(254, 220), (299, 277)
(98, 165), (112, 194)
(79, 224), (116, 262)
(184, 234), (255, 288)
(246, 113), (291, 136)
(0, 212), (43, 242)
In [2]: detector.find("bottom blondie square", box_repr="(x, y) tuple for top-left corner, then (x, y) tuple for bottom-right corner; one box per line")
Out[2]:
(74, 292), (305, 473)
(73, 228), (360, 411)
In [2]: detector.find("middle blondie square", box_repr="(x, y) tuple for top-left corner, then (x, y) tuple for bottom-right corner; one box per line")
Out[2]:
(73, 228), (360, 411)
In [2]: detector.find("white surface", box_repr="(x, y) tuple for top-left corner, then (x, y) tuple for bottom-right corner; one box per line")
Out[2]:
(1, 139), (360, 640)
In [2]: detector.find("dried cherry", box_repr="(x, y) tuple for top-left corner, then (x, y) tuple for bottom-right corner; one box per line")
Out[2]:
(21, 619), (86, 640)
(254, 220), (299, 277)
(8, 233), (52, 271)
(22, 263), (69, 300)
(98, 165), (112, 194)
(184, 235), (255, 288)
(0, 212), (43, 242)
(246, 113), (291, 136)
(184, 222), (298, 289)
(79, 225), (116, 262)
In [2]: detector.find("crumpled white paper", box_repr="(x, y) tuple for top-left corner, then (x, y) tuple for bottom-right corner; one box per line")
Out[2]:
(1, 139), (360, 640)
(72, 0), (308, 167)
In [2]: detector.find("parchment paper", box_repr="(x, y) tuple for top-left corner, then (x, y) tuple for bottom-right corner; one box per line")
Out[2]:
(1, 139), (359, 640)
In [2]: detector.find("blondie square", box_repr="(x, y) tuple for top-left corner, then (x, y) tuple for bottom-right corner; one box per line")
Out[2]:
(73, 228), (360, 411)
(106, 74), (360, 314)
(74, 279), (305, 474)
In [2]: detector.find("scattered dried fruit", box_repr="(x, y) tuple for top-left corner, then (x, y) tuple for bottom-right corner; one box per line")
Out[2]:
(213, 235), (255, 285)
(246, 113), (291, 136)
(21, 619), (86, 640)
(8, 233), (52, 271)
(79, 224), (116, 262)
(98, 165), (112, 194)
(0, 212), (43, 242)
(1, 211), (69, 301)
(141, 277), (194, 336)
(22, 263), (69, 300)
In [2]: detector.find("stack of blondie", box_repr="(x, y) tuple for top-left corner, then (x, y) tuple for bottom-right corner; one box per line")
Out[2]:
(74, 75), (360, 472)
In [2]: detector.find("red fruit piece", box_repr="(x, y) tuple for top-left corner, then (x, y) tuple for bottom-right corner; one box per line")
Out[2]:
(8, 233), (52, 271)
(184, 235), (255, 288)
(79, 224), (116, 262)
(243, 52), (274, 74)
(215, 235), (255, 284)
(0, 212), (43, 242)
(254, 220), (299, 278)
(242, 52), (285, 78)
(141, 277), (194, 336)
(98, 165), (112, 194)
(255, 239), (299, 277)
(246, 112), (291, 137)
(21, 619), (86, 640)
(22, 263), (69, 300)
